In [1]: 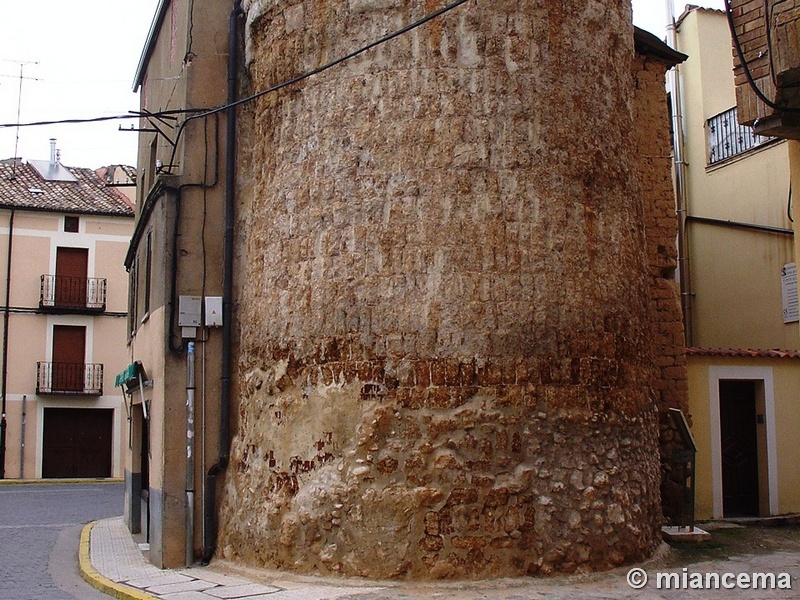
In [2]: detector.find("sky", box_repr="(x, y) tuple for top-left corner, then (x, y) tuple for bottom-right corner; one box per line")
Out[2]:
(0, 0), (726, 170)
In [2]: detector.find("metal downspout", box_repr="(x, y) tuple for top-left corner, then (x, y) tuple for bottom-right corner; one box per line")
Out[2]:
(0, 208), (15, 479)
(186, 341), (196, 566)
(666, 0), (694, 346)
(202, 0), (241, 565)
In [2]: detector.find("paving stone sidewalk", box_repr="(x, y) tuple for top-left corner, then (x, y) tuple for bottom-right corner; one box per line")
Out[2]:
(83, 517), (800, 599)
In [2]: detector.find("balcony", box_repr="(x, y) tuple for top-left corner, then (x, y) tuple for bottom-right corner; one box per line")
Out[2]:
(707, 107), (773, 165)
(36, 362), (103, 396)
(40, 275), (107, 313)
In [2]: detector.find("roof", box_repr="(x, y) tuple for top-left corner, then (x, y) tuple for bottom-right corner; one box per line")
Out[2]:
(96, 164), (138, 186)
(0, 158), (135, 216)
(633, 26), (688, 66)
(676, 5), (727, 29)
(687, 347), (800, 360)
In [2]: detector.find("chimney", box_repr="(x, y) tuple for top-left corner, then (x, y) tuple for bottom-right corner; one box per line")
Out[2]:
(49, 138), (58, 167)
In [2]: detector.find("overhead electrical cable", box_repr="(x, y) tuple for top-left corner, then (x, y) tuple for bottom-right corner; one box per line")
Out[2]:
(724, 0), (800, 114)
(166, 0), (473, 169)
(0, 108), (207, 130)
(0, 0), (473, 160)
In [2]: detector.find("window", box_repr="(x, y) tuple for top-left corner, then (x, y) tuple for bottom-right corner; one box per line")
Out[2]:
(64, 216), (79, 233)
(144, 230), (152, 316)
(707, 107), (773, 165)
(128, 260), (138, 339)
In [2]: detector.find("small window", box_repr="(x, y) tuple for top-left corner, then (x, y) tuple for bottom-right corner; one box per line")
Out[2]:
(64, 216), (79, 233)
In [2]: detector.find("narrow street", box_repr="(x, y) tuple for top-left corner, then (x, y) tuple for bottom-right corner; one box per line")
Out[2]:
(0, 481), (122, 600)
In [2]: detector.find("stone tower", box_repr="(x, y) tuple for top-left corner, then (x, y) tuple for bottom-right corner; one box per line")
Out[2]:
(221, 0), (664, 578)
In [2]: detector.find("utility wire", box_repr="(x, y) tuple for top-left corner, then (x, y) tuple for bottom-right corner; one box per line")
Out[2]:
(167, 0), (472, 169)
(0, 0), (472, 153)
(724, 0), (800, 114)
(0, 108), (207, 129)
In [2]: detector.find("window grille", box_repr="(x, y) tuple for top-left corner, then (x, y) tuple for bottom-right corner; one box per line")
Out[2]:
(707, 107), (772, 165)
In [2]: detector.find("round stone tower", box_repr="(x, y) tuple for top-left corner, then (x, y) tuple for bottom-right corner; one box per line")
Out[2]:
(221, 0), (663, 578)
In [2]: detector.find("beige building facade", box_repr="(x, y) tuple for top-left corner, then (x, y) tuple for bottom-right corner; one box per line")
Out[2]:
(672, 6), (800, 520)
(0, 152), (134, 481)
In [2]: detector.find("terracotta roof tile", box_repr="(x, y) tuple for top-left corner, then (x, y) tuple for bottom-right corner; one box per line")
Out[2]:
(686, 347), (800, 359)
(0, 158), (135, 217)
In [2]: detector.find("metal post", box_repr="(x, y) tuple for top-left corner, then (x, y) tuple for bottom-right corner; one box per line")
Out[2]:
(186, 341), (196, 566)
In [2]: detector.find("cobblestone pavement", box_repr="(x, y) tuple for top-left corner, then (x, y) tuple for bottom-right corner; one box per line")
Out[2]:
(0, 481), (123, 600)
(86, 516), (800, 600)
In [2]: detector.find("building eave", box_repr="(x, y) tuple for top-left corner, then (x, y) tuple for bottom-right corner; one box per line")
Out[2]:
(133, 0), (171, 93)
(634, 26), (688, 66)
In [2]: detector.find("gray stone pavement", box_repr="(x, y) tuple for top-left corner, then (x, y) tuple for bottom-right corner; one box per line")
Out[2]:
(0, 481), (122, 600)
(85, 517), (800, 599)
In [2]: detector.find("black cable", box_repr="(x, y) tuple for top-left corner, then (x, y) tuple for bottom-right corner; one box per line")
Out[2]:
(724, 0), (800, 114)
(167, 0), (473, 171)
(0, 0), (472, 154)
(167, 114), (220, 354)
(0, 108), (206, 130)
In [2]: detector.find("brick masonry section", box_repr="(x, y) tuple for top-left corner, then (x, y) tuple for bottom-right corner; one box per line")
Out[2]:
(730, 0), (800, 125)
(220, 0), (680, 579)
(632, 50), (690, 524)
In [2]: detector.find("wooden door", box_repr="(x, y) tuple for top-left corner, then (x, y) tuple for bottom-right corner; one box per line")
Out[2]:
(720, 380), (760, 517)
(42, 408), (113, 478)
(52, 325), (86, 392)
(55, 247), (88, 307)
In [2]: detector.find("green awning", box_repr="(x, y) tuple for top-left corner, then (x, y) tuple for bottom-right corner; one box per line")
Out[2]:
(115, 361), (144, 389)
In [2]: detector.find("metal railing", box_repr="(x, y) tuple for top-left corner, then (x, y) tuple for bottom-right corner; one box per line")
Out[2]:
(40, 275), (106, 312)
(36, 362), (103, 395)
(707, 107), (772, 165)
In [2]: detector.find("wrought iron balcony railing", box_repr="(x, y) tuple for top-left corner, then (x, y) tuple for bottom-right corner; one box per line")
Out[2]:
(40, 275), (107, 312)
(707, 106), (773, 165)
(36, 362), (103, 395)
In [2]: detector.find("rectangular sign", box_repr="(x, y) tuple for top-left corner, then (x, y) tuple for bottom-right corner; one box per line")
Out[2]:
(782, 263), (798, 324)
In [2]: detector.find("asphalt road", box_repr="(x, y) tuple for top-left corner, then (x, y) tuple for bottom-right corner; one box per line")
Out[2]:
(0, 481), (123, 600)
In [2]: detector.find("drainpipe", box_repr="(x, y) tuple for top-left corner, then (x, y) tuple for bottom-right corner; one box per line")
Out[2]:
(19, 395), (26, 478)
(202, 0), (241, 565)
(666, 0), (694, 346)
(0, 208), (15, 479)
(186, 341), (196, 566)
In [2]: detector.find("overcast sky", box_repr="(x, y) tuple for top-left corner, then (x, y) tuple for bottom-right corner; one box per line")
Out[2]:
(0, 1), (725, 170)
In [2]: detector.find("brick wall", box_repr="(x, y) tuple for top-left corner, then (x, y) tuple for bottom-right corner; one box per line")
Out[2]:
(632, 50), (690, 524)
(730, 0), (800, 132)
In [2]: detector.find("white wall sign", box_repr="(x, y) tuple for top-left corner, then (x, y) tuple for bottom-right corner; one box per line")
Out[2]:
(781, 262), (798, 324)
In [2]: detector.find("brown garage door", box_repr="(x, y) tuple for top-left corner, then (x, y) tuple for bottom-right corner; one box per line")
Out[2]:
(42, 408), (113, 478)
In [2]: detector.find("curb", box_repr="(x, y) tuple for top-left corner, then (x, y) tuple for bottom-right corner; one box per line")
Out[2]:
(0, 478), (123, 485)
(79, 521), (159, 600)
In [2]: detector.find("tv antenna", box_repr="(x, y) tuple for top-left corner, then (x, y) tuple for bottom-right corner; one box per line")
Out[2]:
(1, 60), (39, 179)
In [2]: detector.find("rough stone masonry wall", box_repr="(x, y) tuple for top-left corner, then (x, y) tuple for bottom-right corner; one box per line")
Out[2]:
(220, 0), (664, 579)
(632, 51), (690, 524)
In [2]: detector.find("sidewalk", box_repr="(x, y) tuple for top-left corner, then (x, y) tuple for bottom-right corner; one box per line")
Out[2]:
(81, 517), (800, 599)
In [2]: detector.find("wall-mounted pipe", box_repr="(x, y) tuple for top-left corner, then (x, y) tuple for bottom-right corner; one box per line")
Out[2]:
(202, 0), (242, 565)
(19, 394), (26, 478)
(666, 0), (694, 347)
(186, 341), (196, 566)
(686, 215), (794, 236)
(0, 208), (15, 479)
